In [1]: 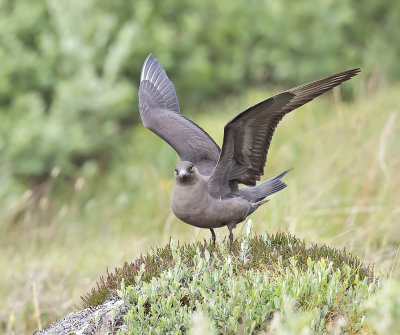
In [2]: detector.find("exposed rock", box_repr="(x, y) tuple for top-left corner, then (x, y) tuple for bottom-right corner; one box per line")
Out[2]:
(33, 298), (128, 335)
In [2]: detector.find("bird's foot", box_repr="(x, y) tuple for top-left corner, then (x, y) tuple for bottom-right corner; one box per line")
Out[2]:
(210, 228), (216, 248)
(228, 229), (233, 252)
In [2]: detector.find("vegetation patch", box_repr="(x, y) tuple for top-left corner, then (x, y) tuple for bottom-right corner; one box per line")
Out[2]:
(82, 224), (378, 333)
(83, 231), (374, 308)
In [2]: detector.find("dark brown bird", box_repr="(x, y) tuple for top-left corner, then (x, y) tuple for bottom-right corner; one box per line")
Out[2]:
(139, 54), (360, 250)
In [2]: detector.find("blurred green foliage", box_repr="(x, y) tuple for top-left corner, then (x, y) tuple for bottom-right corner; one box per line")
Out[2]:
(0, 0), (399, 190)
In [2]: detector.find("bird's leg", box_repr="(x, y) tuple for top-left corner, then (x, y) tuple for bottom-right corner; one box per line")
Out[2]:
(228, 226), (234, 252)
(210, 228), (216, 248)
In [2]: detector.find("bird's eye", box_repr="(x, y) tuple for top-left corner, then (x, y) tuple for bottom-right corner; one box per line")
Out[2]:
(174, 169), (178, 175)
(188, 166), (194, 173)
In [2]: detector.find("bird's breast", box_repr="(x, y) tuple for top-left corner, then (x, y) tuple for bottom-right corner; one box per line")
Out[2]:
(171, 180), (208, 223)
(171, 180), (250, 229)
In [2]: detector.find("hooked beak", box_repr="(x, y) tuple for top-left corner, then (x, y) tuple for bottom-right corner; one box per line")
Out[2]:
(178, 170), (187, 178)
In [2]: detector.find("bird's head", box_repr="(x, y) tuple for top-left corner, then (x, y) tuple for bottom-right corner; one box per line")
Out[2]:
(174, 161), (199, 184)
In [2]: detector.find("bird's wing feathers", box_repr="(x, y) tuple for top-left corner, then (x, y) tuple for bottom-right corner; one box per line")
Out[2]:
(139, 54), (220, 175)
(208, 68), (361, 198)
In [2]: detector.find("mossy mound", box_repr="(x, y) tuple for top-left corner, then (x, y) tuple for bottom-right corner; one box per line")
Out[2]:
(82, 232), (375, 320)
(81, 230), (379, 334)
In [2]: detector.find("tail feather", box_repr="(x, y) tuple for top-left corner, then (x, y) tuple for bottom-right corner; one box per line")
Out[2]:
(240, 169), (292, 203)
(248, 199), (269, 215)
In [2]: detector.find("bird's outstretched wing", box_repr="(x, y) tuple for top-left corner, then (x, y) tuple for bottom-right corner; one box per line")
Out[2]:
(208, 68), (361, 198)
(139, 54), (220, 175)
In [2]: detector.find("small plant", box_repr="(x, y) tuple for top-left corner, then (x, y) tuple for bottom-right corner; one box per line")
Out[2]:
(79, 228), (379, 334)
(115, 237), (376, 334)
(82, 231), (374, 308)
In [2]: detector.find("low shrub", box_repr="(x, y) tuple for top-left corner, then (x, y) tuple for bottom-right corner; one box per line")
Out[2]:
(82, 226), (377, 334)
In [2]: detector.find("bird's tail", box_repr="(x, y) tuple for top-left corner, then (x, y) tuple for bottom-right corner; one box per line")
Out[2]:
(240, 169), (292, 203)
(257, 169), (291, 199)
(248, 199), (269, 215)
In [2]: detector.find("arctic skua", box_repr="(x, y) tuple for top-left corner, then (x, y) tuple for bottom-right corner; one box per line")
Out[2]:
(138, 54), (360, 250)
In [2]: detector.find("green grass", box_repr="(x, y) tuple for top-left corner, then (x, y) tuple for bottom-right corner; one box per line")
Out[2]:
(1, 84), (399, 334)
